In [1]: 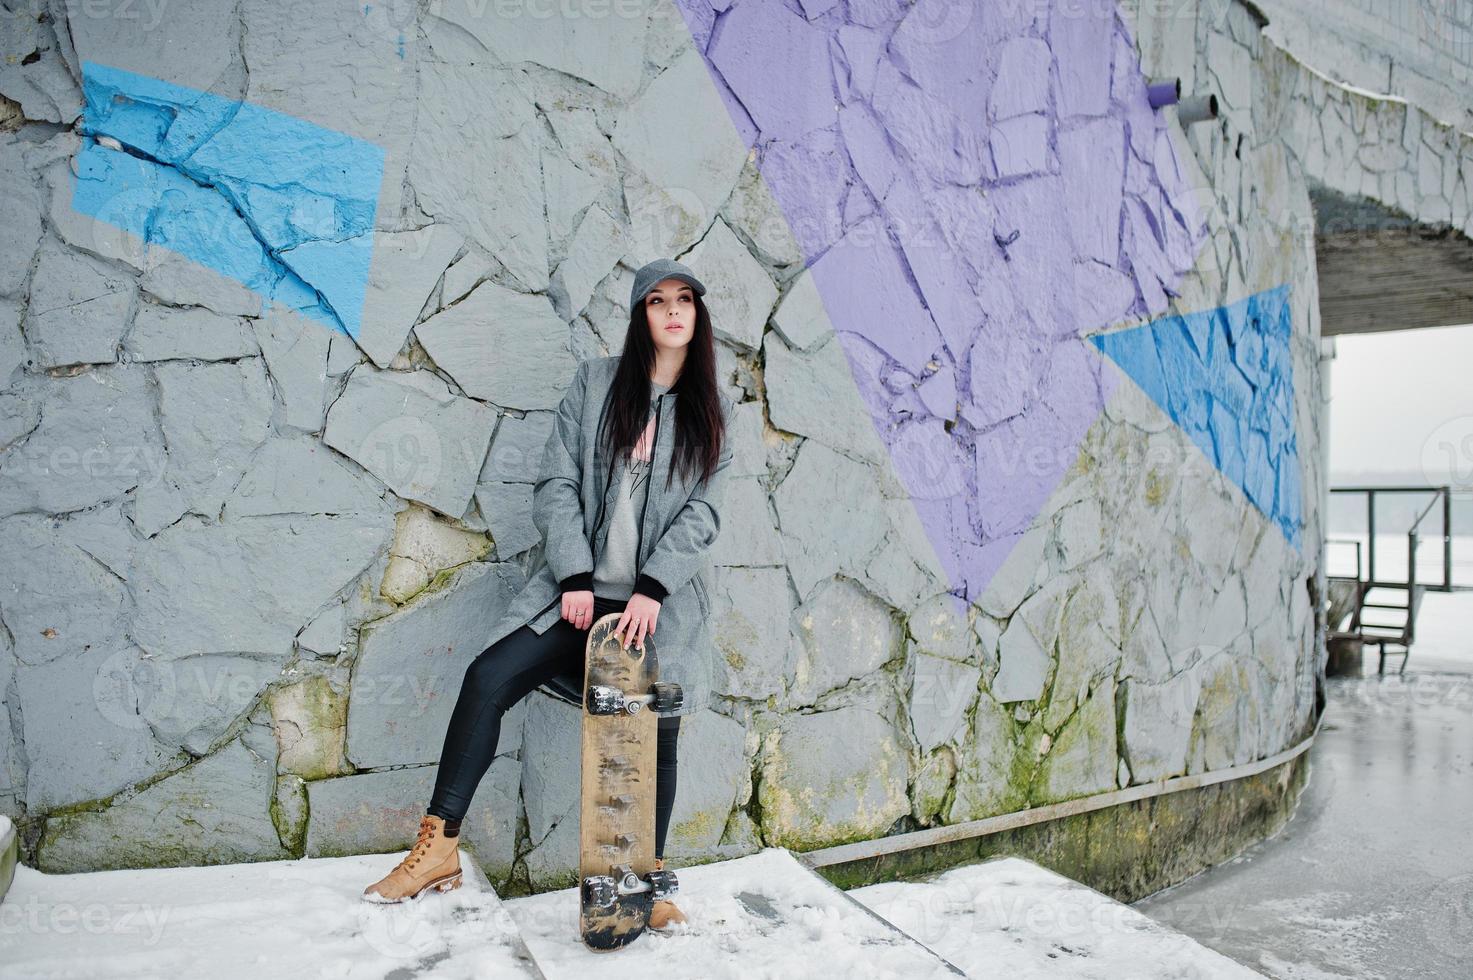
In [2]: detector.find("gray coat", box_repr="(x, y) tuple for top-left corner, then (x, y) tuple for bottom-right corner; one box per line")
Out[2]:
(482, 355), (734, 717)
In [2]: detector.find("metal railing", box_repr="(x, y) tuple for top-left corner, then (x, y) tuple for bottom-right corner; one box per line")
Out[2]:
(1326, 484), (1464, 673)
(1328, 484), (1459, 593)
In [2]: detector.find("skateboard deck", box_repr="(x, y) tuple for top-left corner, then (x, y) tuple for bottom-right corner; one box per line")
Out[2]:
(578, 611), (682, 951)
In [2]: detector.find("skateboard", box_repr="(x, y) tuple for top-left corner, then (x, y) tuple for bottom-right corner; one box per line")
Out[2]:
(578, 611), (683, 951)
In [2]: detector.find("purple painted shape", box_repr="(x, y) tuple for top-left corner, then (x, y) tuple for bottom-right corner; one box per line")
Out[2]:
(708, 2), (834, 142)
(675, 0), (1208, 620)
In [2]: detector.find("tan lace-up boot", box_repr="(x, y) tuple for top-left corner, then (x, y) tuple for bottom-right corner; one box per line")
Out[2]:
(648, 857), (687, 929)
(362, 814), (462, 903)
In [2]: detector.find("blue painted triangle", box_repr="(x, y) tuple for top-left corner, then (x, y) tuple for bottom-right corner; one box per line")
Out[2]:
(1090, 285), (1303, 552)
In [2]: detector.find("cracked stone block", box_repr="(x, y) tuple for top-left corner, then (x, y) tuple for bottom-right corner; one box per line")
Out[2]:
(409, 65), (547, 291)
(709, 476), (782, 566)
(711, 566), (795, 702)
(346, 561), (527, 770)
(475, 482), (537, 560)
(139, 653), (284, 757)
(726, 401), (768, 480)
(35, 738), (291, 873)
(721, 157), (805, 268)
(1190, 649), (1263, 773)
(357, 224), (465, 368)
(990, 113), (1052, 178)
(541, 148), (605, 256)
(155, 357), (275, 514)
(297, 603), (345, 659)
(862, 534), (933, 612)
(391, 504), (491, 574)
(995, 574), (1074, 704)
(322, 364), (496, 517)
(707, 1), (833, 142)
(1036, 677), (1118, 804)
(770, 269), (831, 353)
(480, 411), (553, 484)
(1042, 571), (1123, 731)
(912, 745), (956, 824)
(1122, 670), (1201, 783)
(269, 675), (350, 781)
(908, 591), (980, 665)
(557, 204), (629, 317)
(992, 610), (1050, 705)
(223, 437), (395, 520)
(765, 331), (891, 466)
(757, 702), (909, 850)
(663, 710), (749, 859)
(1060, 119), (1125, 267)
(442, 250), (493, 308)
(327, 331), (362, 376)
(0, 510), (132, 669)
(614, 48), (747, 254)
(124, 303), (258, 363)
(15, 643), (178, 812)
(1052, 5), (1114, 117)
(683, 218), (779, 352)
(789, 577), (898, 706)
(305, 755), (520, 880)
(947, 695), (1021, 822)
(131, 513), (391, 660)
(415, 280), (577, 410)
(521, 691), (580, 889)
(910, 652), (981, 755)
(439, 0), (649, 99)
(0, 298), (23, 387)
(252, 308), (333, 434)
(771, 440), (888, 600)
(991, 36), (1051, 120)
(24, 240), (133, 367)
(0, 143), (45, 297)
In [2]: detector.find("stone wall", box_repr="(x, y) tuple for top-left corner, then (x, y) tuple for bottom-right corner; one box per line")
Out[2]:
(0, 0), (1379, 890)
(1252, 0), (1473, 130)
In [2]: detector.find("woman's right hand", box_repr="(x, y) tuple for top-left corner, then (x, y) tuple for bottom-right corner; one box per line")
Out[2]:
(561, 589), (595, 629)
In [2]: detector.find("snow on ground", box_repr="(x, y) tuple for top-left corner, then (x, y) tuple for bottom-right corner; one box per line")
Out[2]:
(848, 856), (1265, 979)
(0, 841), (1281, 978)
(0, 852), (539, 979)
(502, 847), (965, 979)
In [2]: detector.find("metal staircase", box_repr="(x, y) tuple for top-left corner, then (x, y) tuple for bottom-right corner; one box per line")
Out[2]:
(1327, 485), (1464, 675)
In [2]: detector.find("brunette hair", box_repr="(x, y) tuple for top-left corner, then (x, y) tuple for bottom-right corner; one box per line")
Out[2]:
(596, 290), (726, 490)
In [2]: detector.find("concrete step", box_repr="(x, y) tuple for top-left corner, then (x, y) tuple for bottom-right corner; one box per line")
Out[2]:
(0, 850), (544, 978)
(504, 846), (967, 978)
(846, 854), (1267, 978)
(0, 841), (1264, 978)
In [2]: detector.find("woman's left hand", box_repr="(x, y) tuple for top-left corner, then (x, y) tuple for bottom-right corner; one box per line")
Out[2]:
(615, 593), (661, 651)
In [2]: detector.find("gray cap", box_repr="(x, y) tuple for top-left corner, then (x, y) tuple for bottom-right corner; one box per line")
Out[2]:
(629, 258), (706, 311)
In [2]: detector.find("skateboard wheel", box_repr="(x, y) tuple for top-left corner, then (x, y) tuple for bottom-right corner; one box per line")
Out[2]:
(586, 684), (624, 715)
(651, 682), (684, 713)
(582, 875), (617, 909)
(647, 869), (679, 900)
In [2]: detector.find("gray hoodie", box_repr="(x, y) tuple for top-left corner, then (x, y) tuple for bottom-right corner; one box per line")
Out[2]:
(481, 355), (734, 717)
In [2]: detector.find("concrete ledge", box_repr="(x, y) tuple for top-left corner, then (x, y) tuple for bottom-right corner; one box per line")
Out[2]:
(0, 815), (17, 904)
(806, 749), (1311, 903)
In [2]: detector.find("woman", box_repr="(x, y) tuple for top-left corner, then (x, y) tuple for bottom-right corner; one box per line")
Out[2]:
(364, 258), (734, 933)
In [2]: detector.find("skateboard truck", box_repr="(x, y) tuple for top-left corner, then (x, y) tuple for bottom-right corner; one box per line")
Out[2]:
(585, 682), (684, 716)
(581, 863), (680, 911)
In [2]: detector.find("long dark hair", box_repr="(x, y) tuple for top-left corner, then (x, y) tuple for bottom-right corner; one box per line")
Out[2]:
(596, 291), (726, 491)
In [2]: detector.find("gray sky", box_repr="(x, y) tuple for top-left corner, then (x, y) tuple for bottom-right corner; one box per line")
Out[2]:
(1328, 322), (1473, 482)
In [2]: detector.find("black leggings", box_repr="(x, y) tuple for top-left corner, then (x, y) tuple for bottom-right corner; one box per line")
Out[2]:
(428, 594), (682, 859)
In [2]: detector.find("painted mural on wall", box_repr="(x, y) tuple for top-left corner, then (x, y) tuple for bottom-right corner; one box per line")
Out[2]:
(0, 0), (1321, 883)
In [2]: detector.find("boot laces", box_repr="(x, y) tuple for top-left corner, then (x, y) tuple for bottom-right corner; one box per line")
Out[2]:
(398, 817), (438, 871)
